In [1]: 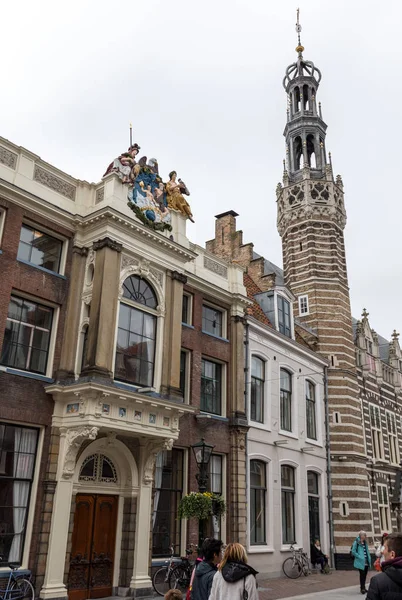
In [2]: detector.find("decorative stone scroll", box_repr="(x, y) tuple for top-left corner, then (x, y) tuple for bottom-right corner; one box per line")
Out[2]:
(204, 256), (228, 278)
(0, 146), (17, 169)
(142, 438), (174, 485)
(61, 426), (99, 479)
(33, 165), (76, 200)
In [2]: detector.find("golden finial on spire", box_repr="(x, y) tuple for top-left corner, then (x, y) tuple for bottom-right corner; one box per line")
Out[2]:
(295, 8), (304, 54)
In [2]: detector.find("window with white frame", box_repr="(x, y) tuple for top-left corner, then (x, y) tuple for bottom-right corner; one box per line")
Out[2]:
(370, 405), (384, 460)
(152, 448), (184, 557)
(281, 465), (296, 544)
(277, 296), (291, 338)
(201, 358), (223, 415)
(387, 412), (399, 465)
(0, 423), (39, 566)
(17, 224), (63, 274)
(280, 369), (292, 432)
(0, 295), (53, 375)
(182, 293), (193, 326)
(202, 304), (226, 338)
(306, 381), (317, 440)
(207, 454), (224, 538)
(114, 275), (158, 387)
(377, 484), (391, 532)
(0, 208), (6, 247)
(251, 356), (265, 423)
(298, 295), (309, 316)
(250, 460), (266, 545)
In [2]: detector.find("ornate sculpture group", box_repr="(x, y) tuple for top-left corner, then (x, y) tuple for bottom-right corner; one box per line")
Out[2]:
(103, 142), (194, 231)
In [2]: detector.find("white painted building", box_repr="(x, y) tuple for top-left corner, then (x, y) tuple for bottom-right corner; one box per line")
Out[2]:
(245, 311), (329, 577)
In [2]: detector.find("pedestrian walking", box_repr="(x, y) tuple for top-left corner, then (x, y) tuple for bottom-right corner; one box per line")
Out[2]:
(351, 530), (372, 594)
(310, 538), (330, 573)
(191, 538), (223, 600)
(208, 542), (258, 600)
(367, 532), (402, 599)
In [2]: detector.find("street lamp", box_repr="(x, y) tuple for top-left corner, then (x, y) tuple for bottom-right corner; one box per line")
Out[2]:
(191, 438), (215, 549)
(191, 438), (215, 492)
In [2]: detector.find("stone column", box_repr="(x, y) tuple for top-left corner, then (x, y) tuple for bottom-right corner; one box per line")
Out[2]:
(82, 237), (122, 379)
(56, 246), (88, 379)
(160, 271), (187, 401)
(40, 427), (98, 600)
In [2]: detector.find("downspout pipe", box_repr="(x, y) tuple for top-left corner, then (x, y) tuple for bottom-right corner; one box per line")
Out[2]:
(244, 317), (250, 549)
(324, 366), (335, 568)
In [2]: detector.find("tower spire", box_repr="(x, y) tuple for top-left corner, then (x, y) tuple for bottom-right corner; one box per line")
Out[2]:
(295, 8), (304, 54)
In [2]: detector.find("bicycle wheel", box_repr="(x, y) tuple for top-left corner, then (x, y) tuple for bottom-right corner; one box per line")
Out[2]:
(282, 557), (302, 579)
(169, 564), (191, 593)
(152, 567), (171, 596)
(11, 578), (35, 600)
(301, 555), (309, 577)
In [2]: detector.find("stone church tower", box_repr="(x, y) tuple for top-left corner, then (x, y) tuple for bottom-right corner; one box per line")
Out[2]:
(276, 36), (371, 561)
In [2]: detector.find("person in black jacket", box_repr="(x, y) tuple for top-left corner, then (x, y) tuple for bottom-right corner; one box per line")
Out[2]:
(191, 538), (223, 600)
(367, 532), (402, 599)
(310, 538), (329, 573)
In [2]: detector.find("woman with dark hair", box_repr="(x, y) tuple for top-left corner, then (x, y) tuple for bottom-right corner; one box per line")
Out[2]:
(191, 538), (223, 600)
(375, 533), (389, 566)
(209, 542), (258, 600)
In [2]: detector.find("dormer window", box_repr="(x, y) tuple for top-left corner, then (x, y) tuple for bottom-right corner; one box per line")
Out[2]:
(366, 339), (373, 354)
(278, 296), (291, 338)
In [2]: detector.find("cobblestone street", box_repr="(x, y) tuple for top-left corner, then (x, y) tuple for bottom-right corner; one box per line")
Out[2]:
(256, 570), (375, 599)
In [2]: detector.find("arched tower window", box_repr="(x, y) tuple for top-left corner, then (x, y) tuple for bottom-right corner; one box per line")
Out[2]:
(294, 136), (303, 170)
(303, 84), (309, 110)
(79, 454), (118, 483)
(115, 275), (158, 386)
(306, 134), (316, 168)
(293, 86), (301, 113)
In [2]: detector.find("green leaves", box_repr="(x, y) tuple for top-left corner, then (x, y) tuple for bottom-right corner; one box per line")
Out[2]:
(177, 492), (226, 520)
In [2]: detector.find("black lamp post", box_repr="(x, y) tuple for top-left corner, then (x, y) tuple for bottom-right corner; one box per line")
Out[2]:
(191, 438), (215, 549)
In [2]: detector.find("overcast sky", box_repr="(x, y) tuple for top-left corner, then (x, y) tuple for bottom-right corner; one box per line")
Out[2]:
(1, 0), (401, 339)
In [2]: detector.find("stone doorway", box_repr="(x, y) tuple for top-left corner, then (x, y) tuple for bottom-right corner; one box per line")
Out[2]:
(68, 494), (118, 600)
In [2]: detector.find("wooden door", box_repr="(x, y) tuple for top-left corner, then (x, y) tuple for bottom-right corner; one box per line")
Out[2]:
(68, 495), (118, 600)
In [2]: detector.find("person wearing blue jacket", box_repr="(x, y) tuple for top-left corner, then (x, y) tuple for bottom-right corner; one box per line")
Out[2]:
(352, 530), (372, 594)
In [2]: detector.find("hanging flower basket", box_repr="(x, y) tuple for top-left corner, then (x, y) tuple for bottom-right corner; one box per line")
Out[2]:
(178, 492), (226, 520)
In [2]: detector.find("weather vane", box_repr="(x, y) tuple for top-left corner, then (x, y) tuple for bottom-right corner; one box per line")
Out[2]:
(295, 8), (304, 54)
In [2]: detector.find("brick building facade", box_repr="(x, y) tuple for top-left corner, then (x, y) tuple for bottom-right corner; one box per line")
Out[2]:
(0, 137), (249, 600)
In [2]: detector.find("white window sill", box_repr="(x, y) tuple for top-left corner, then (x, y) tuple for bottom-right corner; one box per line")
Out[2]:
(278, 430), (299, 440)
(248, 421), (271, 432)
(281, 544), (301, 552)
(248, 546), (274, 554)
(305, 438), (323, 448)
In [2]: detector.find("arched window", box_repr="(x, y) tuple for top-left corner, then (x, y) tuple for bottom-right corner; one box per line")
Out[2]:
(306, 381), (317, 440)
(303, 84), (309, 110)
(280, 369), (292, 432)
(251, 357), (265, 423)
(281, 465), (296, 544)
(79, 454), (118, 483)
(307, 471), (320, 543)
(307, 134), (316, 168)
(294, 86), (301, 113)
(250, 460), (266, 545)
(115, 275), (158, 386)
(294, 136), (303, 170)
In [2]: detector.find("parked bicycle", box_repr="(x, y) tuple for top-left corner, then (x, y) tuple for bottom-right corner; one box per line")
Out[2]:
(282, 545), (310, 579)
(152, 544), (197, 596)
(0, 559), (35, 600)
